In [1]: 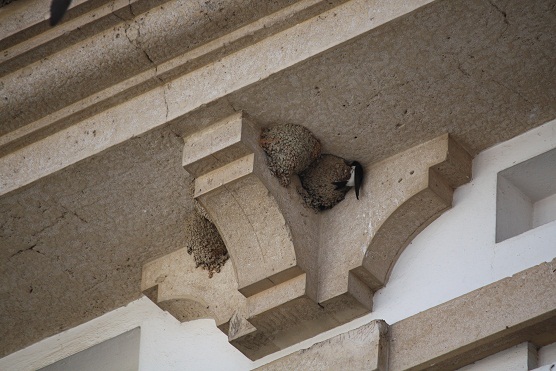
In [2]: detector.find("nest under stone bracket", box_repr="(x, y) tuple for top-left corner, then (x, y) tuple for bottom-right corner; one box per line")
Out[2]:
(185, 201), (229, 278)
(259, 123), (322, 187)
(259, 123), (354, 212)
(298, 154), (352, 212)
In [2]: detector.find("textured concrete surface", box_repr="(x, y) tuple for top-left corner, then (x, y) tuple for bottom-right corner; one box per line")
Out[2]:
(0, 126), (193, 357)
(2, 0), (554, 196)
(389, 258), (556, 370)
(0, 0), (302, 135)
(258, 320), (389, 371)
(226, 0), (556, 164)
(1, 0), (555, 360)
(0, 0), (436, 194)
(457, 342), (538, 371)
(0, 0), (347, 157)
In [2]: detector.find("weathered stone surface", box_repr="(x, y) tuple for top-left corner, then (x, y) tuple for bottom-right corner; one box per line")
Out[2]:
(258, 320), (389, 371)
(0, 0), (303, 136)
(0, 127), (193, 357)
(1, 0), (555, 359)
(389, 259), (556, 371)
(0, 0), (439, 195)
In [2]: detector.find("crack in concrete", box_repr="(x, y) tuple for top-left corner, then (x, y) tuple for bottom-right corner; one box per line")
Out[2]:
(162, 80), (169, 121)
(112, 3), (169, 122)
(457, 63), (470, 77)
(486, 0), (509, 25)
(490, 78), (532, 105)
(65, 209), (89, 224)
(9, 244), (44, 258)
(111, 5), (155, 66)
(225, 96), (239, 113)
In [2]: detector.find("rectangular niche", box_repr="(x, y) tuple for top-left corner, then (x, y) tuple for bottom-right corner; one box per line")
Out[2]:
(39, 327), (141, 371)
(496, 147), (556, 243)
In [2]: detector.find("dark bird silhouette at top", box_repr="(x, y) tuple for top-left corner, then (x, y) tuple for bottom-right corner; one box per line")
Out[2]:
(50, 0), (72, 26)
(332, 160), (364, 200)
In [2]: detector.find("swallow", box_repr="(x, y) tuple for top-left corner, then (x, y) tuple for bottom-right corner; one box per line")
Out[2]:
(50, 0), (72, 26)
(333, 161), (364, 199)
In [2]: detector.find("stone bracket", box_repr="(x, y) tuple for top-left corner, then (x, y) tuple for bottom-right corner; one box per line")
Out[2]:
(356, 134), (473, 292)
(318, 134), (473, 303)
(142, 114), (473, 361)
(182, 112), (302, 292)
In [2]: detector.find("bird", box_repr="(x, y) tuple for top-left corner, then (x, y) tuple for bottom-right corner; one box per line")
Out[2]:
(333, 160), (364, 199)
(50, 0), (72, 26)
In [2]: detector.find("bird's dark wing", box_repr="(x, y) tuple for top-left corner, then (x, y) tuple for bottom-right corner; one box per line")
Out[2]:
(332, 181), (348, 190)
(354, 162), (363, 200)
(50, 0), (72, 26)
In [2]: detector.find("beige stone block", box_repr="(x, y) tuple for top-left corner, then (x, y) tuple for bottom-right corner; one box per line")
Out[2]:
(141, 247), (244, 326)
(194, 154), (255, 198)
(389, 259), (556, 370)
(198, 174), (298, 290)
(258, 320), (389, 371)
(319, 134), (473, 301)
(224, 295), (370, 360)
(183, 112), (257, 177)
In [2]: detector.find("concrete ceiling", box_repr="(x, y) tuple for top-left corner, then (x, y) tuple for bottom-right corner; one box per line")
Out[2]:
(1, 0), (555, 358)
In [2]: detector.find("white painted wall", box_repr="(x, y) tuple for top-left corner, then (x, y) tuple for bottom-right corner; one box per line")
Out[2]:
(538, 342), (556, 369)
(39, 328), (141, 371)
(0, 298), (251, 371)
(457, 342), (535, 371)
(1, 119), (555, 371)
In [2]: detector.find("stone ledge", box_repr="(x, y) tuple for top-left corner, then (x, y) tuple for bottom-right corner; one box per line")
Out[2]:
(389, 258), (556, 370)
(0, 0), (436, 196)
(0, 0), (349, 156)
(257, 320), (389, 371)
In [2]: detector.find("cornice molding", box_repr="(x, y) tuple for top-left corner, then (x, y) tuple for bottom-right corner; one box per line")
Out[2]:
(0, 0), (435, 196)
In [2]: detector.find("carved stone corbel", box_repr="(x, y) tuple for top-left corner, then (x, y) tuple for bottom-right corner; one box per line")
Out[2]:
(141, 113), (473, 360)
(318, 134), (473, 303)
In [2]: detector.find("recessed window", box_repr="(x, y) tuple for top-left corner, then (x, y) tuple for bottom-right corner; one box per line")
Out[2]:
(496, 148), (556, 243)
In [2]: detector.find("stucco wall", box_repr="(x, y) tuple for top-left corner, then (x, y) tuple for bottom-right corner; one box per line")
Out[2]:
(1, 118), (555, 370)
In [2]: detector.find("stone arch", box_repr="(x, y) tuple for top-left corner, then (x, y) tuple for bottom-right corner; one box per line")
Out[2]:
(351, 134), (472, 292)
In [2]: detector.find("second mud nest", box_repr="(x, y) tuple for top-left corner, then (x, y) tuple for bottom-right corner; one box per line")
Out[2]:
(298, 154), (352, 212)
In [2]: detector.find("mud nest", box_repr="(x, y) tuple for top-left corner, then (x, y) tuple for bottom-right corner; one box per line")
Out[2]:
(185, 210), (229, 278)
(260, 123), (321, 186)
(298, 154), (352, 212)
(0, 0), (17, 7)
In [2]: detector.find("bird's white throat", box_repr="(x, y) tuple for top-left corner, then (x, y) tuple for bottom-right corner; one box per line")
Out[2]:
(346, 166), (356, 187)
